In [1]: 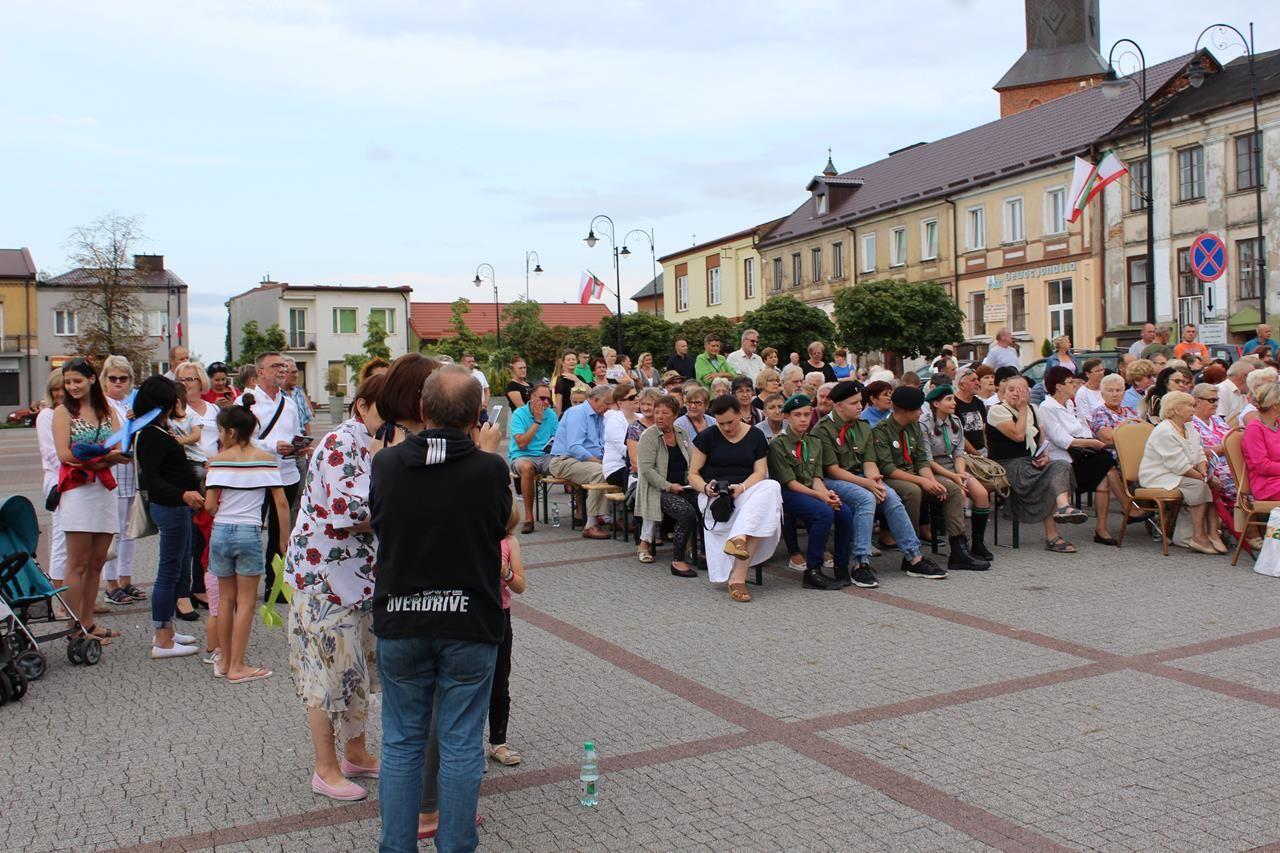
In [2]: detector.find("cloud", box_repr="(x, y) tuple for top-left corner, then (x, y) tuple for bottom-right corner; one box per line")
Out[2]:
(365, 145), (395, 162)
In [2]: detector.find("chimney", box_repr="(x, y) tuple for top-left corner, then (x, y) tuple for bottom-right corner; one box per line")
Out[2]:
(993, 0), (1108, 117)
(134, 254), (164, 273)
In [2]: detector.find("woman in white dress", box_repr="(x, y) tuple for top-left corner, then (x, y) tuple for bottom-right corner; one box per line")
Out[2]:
(53, 357), (126, 646)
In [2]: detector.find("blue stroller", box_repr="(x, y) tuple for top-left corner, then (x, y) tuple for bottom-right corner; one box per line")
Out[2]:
(0, 495), (102, 684)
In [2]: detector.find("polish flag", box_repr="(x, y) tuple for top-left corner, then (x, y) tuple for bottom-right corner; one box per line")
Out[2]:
(1068, 151), (1128, 223)
(579, 271), (605, 304)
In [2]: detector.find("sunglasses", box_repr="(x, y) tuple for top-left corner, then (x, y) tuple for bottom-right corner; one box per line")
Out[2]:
(623, 395), (638, 402)
(106, 375), (131, 383)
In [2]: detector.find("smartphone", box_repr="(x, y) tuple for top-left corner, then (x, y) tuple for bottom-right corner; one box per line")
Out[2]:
(489, 404), (503, 425)
(1032, 441), (1048, 459)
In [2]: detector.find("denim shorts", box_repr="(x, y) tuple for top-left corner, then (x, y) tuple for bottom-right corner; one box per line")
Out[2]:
(209, 523), (265, 578)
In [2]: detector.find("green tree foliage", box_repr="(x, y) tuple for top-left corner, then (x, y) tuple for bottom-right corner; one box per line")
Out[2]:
(834, 279), (964, 361)
(598, 312), (676, 360)
(673, 315), (738, 352)
(434, 298), (489, 362)
(344, 314), (392, 376)
(1041, 338), (1053, 357)
(235, 320), (287, 368)
(738, 296), (836, 360)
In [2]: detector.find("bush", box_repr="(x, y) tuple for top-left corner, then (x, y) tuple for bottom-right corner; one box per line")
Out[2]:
(834, 279), (964, 361)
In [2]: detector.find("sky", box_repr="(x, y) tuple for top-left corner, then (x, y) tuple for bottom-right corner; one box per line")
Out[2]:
(2, 0), (1276, 363)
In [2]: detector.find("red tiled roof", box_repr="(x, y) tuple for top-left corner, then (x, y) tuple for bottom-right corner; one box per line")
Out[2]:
(409, 302), (612, 341)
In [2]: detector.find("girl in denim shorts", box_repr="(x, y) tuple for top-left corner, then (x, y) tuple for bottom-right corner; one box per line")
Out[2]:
(203, 397), (289, 684)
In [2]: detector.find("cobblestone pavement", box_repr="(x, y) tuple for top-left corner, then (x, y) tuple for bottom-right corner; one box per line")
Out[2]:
(5, 423), (1280, 851)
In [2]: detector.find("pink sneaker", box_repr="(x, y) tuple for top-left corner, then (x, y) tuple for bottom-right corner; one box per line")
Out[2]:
(340, 757), (380, 779)
(310, 772), (367, 801)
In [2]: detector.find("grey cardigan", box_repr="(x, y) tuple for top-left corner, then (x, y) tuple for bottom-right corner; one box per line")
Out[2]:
(636, 423), (693, 522)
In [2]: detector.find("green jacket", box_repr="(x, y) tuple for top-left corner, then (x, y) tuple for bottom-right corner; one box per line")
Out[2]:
(573, 364), (594, 385)
(694, 352), (731, 385)
(870, 416), (929, 476)
(767, 431), (823, 487)
(813, 413), (873, 474)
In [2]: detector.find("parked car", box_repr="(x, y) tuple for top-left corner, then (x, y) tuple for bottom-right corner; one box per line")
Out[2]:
(1207, 343), (1241, 365)
(5, 408), (36, 427)
(1021, 350), (1122, 386)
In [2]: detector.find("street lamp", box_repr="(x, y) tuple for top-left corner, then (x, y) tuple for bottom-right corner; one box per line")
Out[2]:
(1102, 39), (1155, 324)
(621, 228), (659, 316)
(1189, 23), (1267, 322)
(584, 215), (624, 352)
(524, 250), (543, 301)
(473, 263), (500, 348)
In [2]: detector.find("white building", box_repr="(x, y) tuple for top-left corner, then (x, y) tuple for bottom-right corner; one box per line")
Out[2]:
(227, 281), (412, 405)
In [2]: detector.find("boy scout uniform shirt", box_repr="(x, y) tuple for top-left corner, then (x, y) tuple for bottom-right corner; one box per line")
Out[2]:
(870, 417), (930, 476)
(814, 413), (873, 474)
(767, 431), (823, 487)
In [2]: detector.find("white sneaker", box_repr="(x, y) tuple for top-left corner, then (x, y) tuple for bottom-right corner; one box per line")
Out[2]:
(787, 556), (806, 572)
(151, 643), (199, 659)
(172, 632), (196, 645)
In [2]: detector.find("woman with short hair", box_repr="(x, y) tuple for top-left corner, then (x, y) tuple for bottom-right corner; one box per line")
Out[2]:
(1123, 359), (1157, 410)
(675, 384), (710, 437)
(636, 396), (698, 573)
(1045, 335), (1077, 373)
(687, 396), (783, 602)
(1190, 382), (1239, 536)
(753, 368), (781, 411)
(603, 382), (639, 493)
(731, 376), (762, 425)
(1040, 366), (1121, 545)
(760, 347), (780, 371)
(99, 355), (145, 608)
(1242, 383), (1280, 502)
(1139, 391), (1225, 554)
(1238, 367), (1279, 429)
(860, 381), (893, 426)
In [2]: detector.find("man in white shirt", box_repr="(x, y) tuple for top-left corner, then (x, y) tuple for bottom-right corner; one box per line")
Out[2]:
(1217, 359), (1255, 427)
(1128, 323), (1156, 359)
(463, 352), (490, 399)
(726, 329), (764, 382)
(981, 328), (1022, 371)
(234, 351), (302, 599)
(162, 345), (189, 380)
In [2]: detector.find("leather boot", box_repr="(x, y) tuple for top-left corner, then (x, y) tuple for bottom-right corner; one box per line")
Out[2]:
(947, 536), (990, 571)
(802, 566), (844, 590)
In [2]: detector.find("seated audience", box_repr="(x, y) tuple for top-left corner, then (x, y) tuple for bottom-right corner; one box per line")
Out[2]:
(923, 386), (993, 560)
(1242, 383), (1280, 502)
(860, 380), (893, 426)
(508, 382), (559, 534)
(1039, 366), (1122, 545)
(755, 393), (787, 440)
(635, 396), (697, 571)
(1138, 391), (1226, 554)
(675, 383), (710, 437)
(602, 382), (639, 492)
(548, 384), (613, 539)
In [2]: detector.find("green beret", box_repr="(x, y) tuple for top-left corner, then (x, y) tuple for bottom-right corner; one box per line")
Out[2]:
(924, 384), (954, 404)
(782, 393), (812, 413)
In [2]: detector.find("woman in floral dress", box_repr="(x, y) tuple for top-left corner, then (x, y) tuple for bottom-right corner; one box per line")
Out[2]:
(285, 374), (386, 802)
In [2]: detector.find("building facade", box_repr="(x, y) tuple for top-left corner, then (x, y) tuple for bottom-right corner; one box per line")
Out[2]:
(228, 282), (412, 404)
(0, 248), (38, 415)
(660, 224), (774, 323)
(630, 273), (663, 315)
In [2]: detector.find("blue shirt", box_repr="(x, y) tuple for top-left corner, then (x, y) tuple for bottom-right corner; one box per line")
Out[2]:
(860, 406), (890, 427)
(508, 404), (559, 460)
(288, 386), (313, 432)
(1122, 387), (1144, 411)
(549, 401), (604, 461)
(1243, 337), (1280, 355)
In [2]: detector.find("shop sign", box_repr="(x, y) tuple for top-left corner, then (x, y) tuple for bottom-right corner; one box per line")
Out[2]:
(987, 261), (1077, 285)
(1198, 321), (1228, 345)
(983, 302), (1008, 324)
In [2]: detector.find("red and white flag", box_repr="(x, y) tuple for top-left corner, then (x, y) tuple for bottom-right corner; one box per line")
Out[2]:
(579, 271), (606, 304)
(1067, 151), (1128, 223)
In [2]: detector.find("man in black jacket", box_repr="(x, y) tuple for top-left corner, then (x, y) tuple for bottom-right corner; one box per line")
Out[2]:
(370, 363), (511, 853)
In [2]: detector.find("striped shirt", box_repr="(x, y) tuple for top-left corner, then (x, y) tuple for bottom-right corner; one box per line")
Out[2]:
(206, 457), (283, 526)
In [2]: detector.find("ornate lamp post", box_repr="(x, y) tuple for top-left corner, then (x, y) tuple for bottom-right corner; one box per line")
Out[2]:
(473, 263), (499, 348)
(524, 250), (543, 301)
(584, 215), (624, 352)
(620, 229), (659, 316)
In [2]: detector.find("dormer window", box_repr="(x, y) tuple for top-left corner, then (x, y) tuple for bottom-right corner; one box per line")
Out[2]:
(814, 190), (828, 215)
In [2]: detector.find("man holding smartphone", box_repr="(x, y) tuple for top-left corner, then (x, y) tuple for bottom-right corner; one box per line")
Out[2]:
(508, 384), (559, 533)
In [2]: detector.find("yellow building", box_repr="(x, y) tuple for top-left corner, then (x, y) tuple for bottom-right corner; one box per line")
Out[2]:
(0, 248), (39, 416)
(659, 222), (777, 323)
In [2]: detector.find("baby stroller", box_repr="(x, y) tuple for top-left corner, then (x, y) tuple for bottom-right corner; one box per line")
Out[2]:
(0, 495), (101, 682)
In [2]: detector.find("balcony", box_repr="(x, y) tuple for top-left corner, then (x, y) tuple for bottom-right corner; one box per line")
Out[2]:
(0, 334), (36, 354)
(286, 332), (316, 351)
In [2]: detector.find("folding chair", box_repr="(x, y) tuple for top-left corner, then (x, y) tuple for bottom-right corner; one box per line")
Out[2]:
(1224, 430), (1280, 566)
(1113, 422), (1181, 556)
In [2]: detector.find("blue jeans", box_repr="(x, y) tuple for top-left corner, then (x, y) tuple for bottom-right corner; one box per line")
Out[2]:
(377, 636), (498, 853)
(870, 483), (923, 561)
(822, 479), (878, 564)
(149, 503), (193, 629)
(780, 489), (852, 572)
(209, 524), (266, 577)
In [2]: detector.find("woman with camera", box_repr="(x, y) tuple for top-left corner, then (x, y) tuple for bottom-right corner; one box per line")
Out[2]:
(687, 396), (782, 603)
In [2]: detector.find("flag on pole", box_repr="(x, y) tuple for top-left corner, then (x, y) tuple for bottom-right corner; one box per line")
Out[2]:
(579, 270), (606, 304)
(1067, 151), (1129, 223)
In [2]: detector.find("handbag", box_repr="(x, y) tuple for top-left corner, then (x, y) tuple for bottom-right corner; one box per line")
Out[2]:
(1253, 508), (1280, 577)
(126, 433), (158, 539)
(965, 454), (1010, 499)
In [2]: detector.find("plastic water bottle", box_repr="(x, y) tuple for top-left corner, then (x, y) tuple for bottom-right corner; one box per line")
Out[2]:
(579, 741), (599, 807)
(552, 501), (561, 528)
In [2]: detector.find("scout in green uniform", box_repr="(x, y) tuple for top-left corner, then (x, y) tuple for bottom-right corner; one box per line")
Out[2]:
(766, 394), (845, 590)
(870, 386), (990, 572)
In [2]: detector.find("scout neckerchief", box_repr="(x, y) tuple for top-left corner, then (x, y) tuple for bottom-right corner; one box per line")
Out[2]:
(835, 414), (856, 447)
(900, 429), (912, 467)
(792, 435), (811, 464)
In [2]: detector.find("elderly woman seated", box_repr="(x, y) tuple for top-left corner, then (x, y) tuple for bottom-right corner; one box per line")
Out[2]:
(1242, 383), (1280, 502)
(1039, 366), (1123, 545)
(635, 395), (698, 575)
(675, 382), (710, 438)
(753, 368), (782, 412)
(687, 396), (783, 603)
(1138, 391), (1227, 555)
(1190, 382), (1239, 535)
(1238, 366), (1279, 429)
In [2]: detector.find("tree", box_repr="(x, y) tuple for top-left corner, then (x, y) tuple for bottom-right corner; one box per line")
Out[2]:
(344, 314), (392, 377)
(674, 315), (739, 352)
(834, 279), (964, 361)
(738, 296), (836, 360)
(61, 213), (152, 374)
(434, 297), (489, 362)
(500, 299), (547, 354)
(235, 320), (287, 368)
(599, 312), (676, 360)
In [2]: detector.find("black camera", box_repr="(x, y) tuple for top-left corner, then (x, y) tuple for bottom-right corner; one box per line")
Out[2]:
(710, 480), (733, 497)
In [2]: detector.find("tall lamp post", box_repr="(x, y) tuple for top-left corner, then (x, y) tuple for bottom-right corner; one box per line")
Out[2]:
(620, 228), (659, 316)
(524, 250), (543, 301)
(584, 215), (624, 352)
(1189, 23), (1267, 323)
(473, 263), (500, 348)
(1102, 38), (1155, 324)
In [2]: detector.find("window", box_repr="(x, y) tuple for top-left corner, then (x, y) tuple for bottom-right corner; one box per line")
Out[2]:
(333, 307), (357, 334)
(1176, 248), (1199, 298)
(969, 291), (986, 338)
(1046, 278), (1074, 341)
(815, 192), (828, 215)
(706, 267), (722, 306)
(772, 258), (783, 292)
(1006, 286), (1026, 333)
(1236, 132), (1263, 190)
(791, 253), (802, 288)
(1239, 238), (1262, 300)
(861, 233), (876, 272)
(920, 219), (938, 260)
(890, 227), (906, 266)
(743, 257), (755, 299)
(1178, 146), (1204, 201)
(966, 206), (986, 250)
(831, 242), (844, 279)
(675, 274), (689, 311)
(1003, 197), (1025, 243)
(1127, 256), (1150, 324)
(1129, 158), (1149, 211)
(1178, 248), (1204, 327)
(289, 307), (309, 348)
(811, 247), (822, 282)
(1045, 187), (1067, 235)
(369, 307), (395, 333)
(147, 309), (167, 337)
(0, 370), (17, 407)
(54, 309), (78, 336)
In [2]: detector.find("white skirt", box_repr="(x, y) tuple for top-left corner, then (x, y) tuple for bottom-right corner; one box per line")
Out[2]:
(697, 479), (783, 584)
(58, 479), (118, 534)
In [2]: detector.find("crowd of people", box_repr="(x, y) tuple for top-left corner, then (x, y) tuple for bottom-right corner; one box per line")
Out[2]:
(24, 318), (1280, 851)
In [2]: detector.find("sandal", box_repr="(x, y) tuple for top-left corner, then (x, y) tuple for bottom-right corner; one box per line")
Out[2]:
(89, 625), (121, 640)
(1045, 536), (1077, 554)
(727, 582), (752, 603)
(227, 666), (273, 684)
(1052, 507), (1088, 524)
(489, 744), (522, 766)
(723, 537), (750, 560)
(636, 545), (654, 564)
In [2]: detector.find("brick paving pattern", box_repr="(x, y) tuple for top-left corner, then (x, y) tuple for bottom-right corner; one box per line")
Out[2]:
(3, 425), (1280, 850)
